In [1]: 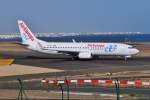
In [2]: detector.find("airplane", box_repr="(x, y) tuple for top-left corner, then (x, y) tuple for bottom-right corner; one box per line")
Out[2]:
(17, 20), (139, 60)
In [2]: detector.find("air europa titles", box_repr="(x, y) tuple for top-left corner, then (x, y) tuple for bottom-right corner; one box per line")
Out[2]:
(88, 44), (105, 49)
(19, 22), (34, 41)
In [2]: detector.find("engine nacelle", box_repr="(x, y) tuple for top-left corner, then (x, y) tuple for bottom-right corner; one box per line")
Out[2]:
(125, 55), (132, 58)
(78, 52), (92, 59)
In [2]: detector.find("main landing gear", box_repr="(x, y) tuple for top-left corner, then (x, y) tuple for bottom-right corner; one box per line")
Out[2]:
(71, 56), (78, 60)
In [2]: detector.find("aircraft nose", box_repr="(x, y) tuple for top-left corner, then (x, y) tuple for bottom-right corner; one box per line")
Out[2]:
(134, 49), (139, 54)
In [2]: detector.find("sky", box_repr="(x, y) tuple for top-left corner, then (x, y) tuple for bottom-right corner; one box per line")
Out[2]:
(0, 0), (150, 33)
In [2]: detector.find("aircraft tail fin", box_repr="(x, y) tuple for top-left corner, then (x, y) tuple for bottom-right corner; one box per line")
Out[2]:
(18, 20), (37, 43)
(17, 20), (45, 50)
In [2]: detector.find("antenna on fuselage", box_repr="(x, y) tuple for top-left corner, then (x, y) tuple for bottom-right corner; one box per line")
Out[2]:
(72, 39), (83, 43)
(72, 39), (76, 43)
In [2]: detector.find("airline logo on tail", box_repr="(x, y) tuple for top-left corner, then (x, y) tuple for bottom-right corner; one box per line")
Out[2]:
(19, 21), (34, 41)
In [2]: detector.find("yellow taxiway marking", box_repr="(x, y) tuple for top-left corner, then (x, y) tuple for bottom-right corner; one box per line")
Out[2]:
(0, 59), (14, 65)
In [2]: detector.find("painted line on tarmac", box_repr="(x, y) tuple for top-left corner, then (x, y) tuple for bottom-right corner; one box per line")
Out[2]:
(50, 91), (123, 97)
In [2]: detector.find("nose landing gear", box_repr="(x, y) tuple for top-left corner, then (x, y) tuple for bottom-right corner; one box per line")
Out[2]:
(124, 55), (131, 62)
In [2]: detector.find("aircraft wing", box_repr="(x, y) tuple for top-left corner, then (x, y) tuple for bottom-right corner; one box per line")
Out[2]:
(55, 49), (92, 59)
(58, 50), (79, 56)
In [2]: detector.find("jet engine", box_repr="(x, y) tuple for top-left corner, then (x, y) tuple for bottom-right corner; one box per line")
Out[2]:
(78, 52), (92, 59)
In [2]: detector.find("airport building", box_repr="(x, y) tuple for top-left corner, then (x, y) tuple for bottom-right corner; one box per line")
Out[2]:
(0, 32), (150, 43)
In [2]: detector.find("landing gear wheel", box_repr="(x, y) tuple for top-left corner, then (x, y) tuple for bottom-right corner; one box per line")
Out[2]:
(124, 55), (131, 63)
(71, 56), (78, 60)
(124, 56), (127, 62)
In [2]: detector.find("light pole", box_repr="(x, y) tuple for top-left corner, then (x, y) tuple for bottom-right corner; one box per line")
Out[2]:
(17, 78), (28, 100)
(59, 83), (64, 100)
(115, 79), (120, 100)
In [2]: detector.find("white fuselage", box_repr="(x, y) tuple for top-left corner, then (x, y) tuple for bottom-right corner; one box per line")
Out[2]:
(28, 41), (139, 57)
